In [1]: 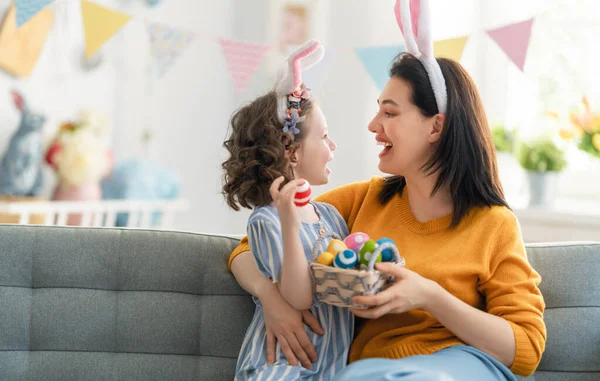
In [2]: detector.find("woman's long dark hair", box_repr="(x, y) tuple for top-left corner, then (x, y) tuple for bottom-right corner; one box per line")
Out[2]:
(380, 53), (509, 228)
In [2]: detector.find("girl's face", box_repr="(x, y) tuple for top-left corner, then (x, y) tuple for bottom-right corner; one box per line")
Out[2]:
(368, 76), (441, 177)
(294, 105), (337, 186)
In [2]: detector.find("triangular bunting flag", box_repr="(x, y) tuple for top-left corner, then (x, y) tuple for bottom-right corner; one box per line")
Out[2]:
(434, 36), (469, 62)
(355, 45), (404, 91)
(284, 45), (338, 97)
(147, 22), (195, 78)
(15, 0), (54, 28)
(219, 39), (271, 94)
(81, 0), (131, 59)
(486, 18), (534, 71)
(0, 4), (54, 77)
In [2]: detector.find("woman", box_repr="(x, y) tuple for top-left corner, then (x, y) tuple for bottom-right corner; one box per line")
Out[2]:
(228, 51), (546, 380)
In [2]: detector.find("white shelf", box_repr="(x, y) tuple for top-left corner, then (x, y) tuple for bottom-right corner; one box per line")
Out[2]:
(0, 198), (189, 229)
(511, 197), (600, 242)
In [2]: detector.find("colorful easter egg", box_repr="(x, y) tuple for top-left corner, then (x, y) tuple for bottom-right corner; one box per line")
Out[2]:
(359, 239), (381, 267)
(326, 239), (347, 256)
(343, 232), (370, 253)
(333, 249), (358, 269)
(316, 252), (335, 266)
(376, 237), (396, 262)
(294, 180), (311, 207)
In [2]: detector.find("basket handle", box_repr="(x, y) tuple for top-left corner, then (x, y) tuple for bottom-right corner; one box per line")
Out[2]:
(368, 242), (405, 271)
(310, 232), (341, 262)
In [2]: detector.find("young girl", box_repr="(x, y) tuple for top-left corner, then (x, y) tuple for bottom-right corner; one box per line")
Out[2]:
(222, 40), (353, 380)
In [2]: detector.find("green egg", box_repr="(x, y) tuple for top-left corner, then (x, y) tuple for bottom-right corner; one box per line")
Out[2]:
(358, 239), (381, 266)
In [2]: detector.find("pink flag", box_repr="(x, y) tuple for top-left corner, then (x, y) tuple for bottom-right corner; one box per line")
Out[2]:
(487, 18), (534, 71)
(219, 39), (271, 93)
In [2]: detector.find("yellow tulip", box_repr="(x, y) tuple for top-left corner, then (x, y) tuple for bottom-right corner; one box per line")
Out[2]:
(592, 133), (600, 151)
(591, 115), (600, 133)
(559, 128), (575, 141)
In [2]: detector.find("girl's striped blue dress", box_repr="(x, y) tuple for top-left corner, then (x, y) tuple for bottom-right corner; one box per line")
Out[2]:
(235, 202), (353, 381)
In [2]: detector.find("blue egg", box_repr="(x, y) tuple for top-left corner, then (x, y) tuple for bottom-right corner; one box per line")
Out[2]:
(333, 249), (358, 269)
(376, 238), (396, 262)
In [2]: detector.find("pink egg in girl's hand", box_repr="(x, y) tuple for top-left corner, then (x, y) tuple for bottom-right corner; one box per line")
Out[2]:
(294, 180), (311, 207)
(343, 232), (370, 253)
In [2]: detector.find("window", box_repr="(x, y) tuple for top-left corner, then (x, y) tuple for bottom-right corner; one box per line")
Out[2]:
(484, 0), (600, 201)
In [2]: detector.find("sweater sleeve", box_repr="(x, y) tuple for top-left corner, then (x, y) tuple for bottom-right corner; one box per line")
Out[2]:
(478, 213), (547, 376)
(314, 179), (373, 232)
(228, 178), (376, 271)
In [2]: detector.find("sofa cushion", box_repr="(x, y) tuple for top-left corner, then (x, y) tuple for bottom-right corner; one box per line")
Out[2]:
(0, 226), (598, 381)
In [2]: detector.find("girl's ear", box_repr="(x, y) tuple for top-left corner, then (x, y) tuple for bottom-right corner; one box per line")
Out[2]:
(285, 147), (300, 166)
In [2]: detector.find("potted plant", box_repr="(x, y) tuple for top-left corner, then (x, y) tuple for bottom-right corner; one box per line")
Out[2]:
(516, 138), (567, 206)
(491, 123), (522, 200)
(491, 123), (515, 154)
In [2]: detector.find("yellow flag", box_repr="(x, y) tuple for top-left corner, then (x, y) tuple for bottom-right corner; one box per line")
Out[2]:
(434, 36), (469, 62)
(0, 4), (54, 77)
(81, 0), (131, 58)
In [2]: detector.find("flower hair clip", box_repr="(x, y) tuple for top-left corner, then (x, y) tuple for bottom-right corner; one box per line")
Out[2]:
(281, 83), (312, 139)
(274, 39), (325, 140)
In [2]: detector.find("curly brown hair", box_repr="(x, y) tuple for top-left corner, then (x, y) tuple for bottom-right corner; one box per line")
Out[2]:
(221, 91), (314, 211)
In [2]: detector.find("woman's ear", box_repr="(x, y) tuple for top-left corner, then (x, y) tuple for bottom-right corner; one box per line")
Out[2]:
(428, 114), (445, 143)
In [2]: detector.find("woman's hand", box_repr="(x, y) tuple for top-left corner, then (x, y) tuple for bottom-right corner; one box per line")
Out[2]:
(269, 177), (304, 230)
(350, 262), (441, 319)
(260, 286), (324, 369)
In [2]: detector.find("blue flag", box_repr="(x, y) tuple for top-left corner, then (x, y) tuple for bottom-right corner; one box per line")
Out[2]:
(15, 0), (55, 28)
(355, 45), (405, 91)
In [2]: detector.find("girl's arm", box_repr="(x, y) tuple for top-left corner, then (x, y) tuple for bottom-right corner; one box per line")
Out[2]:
(270, 178), (313, 310)
(228, 178), (375, 269)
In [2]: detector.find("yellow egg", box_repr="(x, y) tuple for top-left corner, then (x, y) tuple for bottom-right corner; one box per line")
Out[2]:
(316, 252), (335, 266)
(326, 240), (347, 256)
(592, 133), (600, 151)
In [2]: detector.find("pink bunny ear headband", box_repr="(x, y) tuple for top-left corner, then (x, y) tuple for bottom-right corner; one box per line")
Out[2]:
(274, 39), (325, 140)
(395, 0), (447, 114)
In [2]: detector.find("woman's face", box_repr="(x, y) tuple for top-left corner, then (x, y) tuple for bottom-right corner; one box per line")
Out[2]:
(368, 76), (440, 177)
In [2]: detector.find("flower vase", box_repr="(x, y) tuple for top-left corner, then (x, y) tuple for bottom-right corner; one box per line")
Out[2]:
(526, 171), (559, 207)
(52, 182), (102, 225)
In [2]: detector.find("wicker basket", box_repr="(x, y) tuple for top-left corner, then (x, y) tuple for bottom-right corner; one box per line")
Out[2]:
(309, 232), (405, 309)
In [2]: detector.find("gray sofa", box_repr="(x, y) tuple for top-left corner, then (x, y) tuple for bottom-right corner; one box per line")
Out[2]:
(0, 225), (598, 381)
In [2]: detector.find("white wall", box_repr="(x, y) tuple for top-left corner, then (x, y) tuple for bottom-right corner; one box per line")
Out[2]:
(2, 0), (539, 235)
(110, 0), (239, 234)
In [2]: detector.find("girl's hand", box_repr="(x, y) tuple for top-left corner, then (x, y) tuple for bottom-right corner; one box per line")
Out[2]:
(260, 287), (324, 369)
(269, 177), (304, 230)
(350, 262), (441, 319)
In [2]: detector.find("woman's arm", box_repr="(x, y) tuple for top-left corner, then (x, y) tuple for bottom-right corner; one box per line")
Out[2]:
(425, 281), (516, 367)
(230, 251), (323, 369)
(351, 264), (516, 367)
(230, 248), (277, 297)
(352, 214), (546, 377)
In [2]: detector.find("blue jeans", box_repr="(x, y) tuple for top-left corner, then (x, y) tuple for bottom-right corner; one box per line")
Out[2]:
(333, 345), (517, 381)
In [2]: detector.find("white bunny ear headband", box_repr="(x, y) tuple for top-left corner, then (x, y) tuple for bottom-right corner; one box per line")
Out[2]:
(395, 0), (447, 114)
(274, 39), (325, 140)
